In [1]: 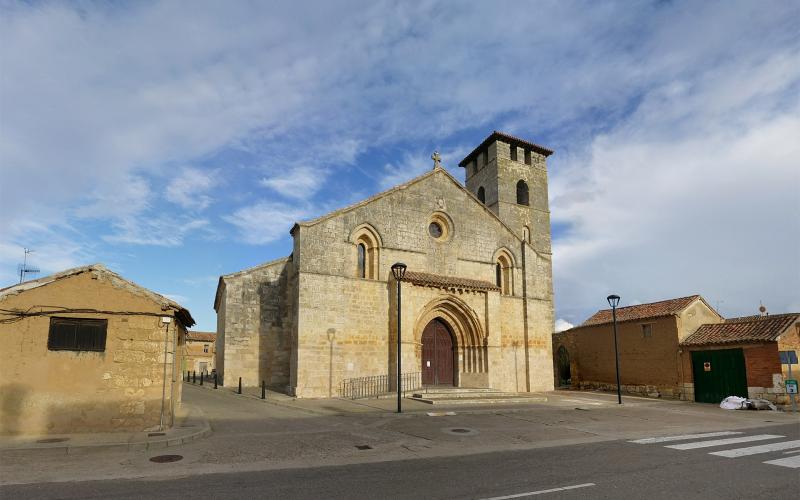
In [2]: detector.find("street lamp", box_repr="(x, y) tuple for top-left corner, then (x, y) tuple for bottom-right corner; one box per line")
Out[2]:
(607, 294), (622, 405)
(391, 262), (407, 413)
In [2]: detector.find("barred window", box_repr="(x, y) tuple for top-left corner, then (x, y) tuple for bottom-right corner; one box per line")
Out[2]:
(48, 317), (107, 352)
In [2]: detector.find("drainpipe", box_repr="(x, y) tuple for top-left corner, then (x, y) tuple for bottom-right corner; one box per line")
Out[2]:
(159, 316), (172, 431)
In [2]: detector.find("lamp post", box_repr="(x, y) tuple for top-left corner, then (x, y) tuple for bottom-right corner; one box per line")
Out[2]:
(607, 294), (622, 405)
(391, 262), (407, 413)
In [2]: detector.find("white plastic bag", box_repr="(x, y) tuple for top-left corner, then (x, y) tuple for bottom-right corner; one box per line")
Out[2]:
(720, 396), (747, 409)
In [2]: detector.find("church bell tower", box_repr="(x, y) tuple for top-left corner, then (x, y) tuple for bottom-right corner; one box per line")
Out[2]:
(458, 131), (554, 254)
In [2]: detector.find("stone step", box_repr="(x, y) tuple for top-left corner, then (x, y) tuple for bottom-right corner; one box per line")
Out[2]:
(410, 394), (547, 405)
(412, 390), (518, 399)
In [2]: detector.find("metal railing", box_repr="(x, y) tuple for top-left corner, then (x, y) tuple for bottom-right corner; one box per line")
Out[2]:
(340, 372), (422, 399)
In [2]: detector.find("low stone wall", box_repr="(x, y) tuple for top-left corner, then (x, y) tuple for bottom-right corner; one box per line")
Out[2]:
(576, 380), (683, 400)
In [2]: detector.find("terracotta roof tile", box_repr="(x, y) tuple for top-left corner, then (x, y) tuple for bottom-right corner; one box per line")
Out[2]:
(401, 271), (499, 291)
(581, 295), (701, 327)
(186, 331), (216, 342)
(681, 314), (799, 346)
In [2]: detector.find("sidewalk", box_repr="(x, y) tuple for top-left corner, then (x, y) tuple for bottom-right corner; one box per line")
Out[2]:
(0, 403), (211, 455)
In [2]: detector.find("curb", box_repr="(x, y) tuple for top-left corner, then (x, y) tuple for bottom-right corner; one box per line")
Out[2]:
(0, 405), (212, 456)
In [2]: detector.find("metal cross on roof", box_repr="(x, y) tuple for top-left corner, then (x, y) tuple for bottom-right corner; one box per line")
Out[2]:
(431, 151), (441, 169)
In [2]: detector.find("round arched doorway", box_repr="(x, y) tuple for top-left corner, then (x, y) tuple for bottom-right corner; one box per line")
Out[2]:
(421, 318), (455, 386)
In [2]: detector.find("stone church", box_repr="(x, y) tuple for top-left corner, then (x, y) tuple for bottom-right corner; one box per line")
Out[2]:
(214, 131), (555, 398)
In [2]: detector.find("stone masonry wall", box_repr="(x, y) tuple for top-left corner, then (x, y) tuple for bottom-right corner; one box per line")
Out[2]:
(288, 167), (554, 397)
(217, 258), (294, 390)
(0, 271), (185, 435)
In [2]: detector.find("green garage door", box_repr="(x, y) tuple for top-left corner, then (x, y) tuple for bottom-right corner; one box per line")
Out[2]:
(691, 348), (747, 403)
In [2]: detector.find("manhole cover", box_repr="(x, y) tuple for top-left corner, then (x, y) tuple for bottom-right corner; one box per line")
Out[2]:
(149, 455), (183, 463)
(36, 438), (69, 444)
(442, 427), (479, 436)
(355, 445), (373, 450)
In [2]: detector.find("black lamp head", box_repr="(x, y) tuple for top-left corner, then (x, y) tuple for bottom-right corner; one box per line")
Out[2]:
(391, 262), (407, 281)
(607, 294), (621, 308)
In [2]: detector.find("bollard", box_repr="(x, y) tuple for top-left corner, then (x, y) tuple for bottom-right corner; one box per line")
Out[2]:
(187, 370), (190, 382)
(238, 377), (242, 394)
(193, 370), (196, 384)
(261, 380), (266, 399)
(214, 372), (218, 389)
(200, 372), (204, 385)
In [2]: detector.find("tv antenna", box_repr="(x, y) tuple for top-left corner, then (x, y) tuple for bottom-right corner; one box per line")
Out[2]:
(18, 248), (40, 284)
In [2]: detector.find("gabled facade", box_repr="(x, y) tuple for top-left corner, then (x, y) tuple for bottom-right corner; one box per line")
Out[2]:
(0, 265), (194, 435)
(215, 131), (556, 397)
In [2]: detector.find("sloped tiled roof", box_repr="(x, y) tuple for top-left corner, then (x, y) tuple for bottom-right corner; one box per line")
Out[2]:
(681, 313), (800, 346)
(0, 264), (195, 327)
(581, 295), (702, 327)
(401, 271), (499, 291)
(186, 331), (216, 342)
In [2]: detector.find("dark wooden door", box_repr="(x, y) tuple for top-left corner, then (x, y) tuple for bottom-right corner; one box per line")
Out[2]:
(691, 348), (747, 403)
(421, 319), (454, 385)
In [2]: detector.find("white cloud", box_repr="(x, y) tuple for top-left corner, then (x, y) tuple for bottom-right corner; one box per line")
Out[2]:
(551, 45), (800, 323)
(260, 166), (323, 200)
(104, 217), (210, 247)
(165, 167), (217, 210)
(223, 202), (312, 245)
(554, 319), (574, 333)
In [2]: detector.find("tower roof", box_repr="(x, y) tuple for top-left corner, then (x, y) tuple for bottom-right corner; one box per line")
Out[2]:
(458, 131), (554, 168)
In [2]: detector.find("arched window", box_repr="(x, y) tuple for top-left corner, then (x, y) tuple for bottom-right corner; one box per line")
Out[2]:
(352, 224), (380, 280)
(495, 252), (513, 296)
(357, 243), (366, 279)
(522, 226), (531, 244)
(477, 186), (486, 204)
(516, 180), (529, 206)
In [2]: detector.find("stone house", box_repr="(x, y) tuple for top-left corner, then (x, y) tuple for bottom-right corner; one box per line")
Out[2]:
(552, 295), (721, 399)
(215, 131), (556, 398)
(680, 313), (800, 406)
(0, 264), (194, 435)
(553, 296), (800, 406)
(185, 331), (216, 376)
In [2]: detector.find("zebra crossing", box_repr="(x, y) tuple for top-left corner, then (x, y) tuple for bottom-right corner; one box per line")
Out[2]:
(629, 431), (800, 469)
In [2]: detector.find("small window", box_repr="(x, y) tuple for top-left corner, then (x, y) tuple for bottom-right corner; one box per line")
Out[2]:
(516, 180), (529, 206)
(482, 150), (488, 167)
(203, 344), (209, 353)
(495, 263), (502, 287)
(429, 222), (443, 239)
(48, 317), (107, 352)
(357, 243), (366, 279)
(524, 149), (531, 165)
(510, 145), (517, 161)
(477, 186), (486, 204)
(642, 324), (653, 338)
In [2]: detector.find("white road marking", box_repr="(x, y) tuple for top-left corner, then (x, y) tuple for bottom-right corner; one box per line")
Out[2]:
(763, 455), (800, 468)
(560, 398), (604, 406)
(480, 483), (596, 499)
(630, 431), (742, 444)
(666, 434), (784, 450)
(784, 449), (800, 455)
(709, 440), (800, 458)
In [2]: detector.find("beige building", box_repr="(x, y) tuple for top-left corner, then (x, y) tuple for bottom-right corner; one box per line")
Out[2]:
(553, 296), (800, 406)
(0, 265), (194, 435)
(185, 331), (216, 376)
(215, 131), (556, 398)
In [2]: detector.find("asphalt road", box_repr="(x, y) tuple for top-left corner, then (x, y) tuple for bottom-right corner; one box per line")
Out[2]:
(3, 423), (797, 499)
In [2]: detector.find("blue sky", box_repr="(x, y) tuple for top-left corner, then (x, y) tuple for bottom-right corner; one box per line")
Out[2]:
(1, 0), (798, 332)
